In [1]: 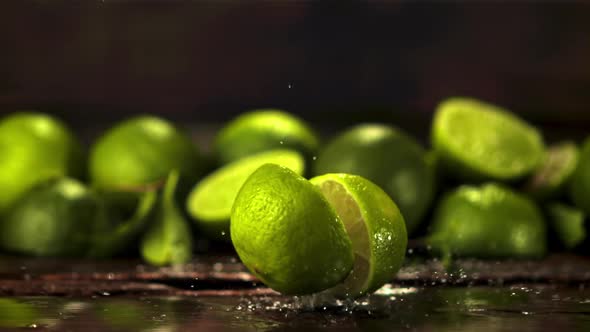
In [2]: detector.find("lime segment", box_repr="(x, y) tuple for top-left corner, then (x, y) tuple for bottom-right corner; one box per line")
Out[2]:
(311, 173), (408, 297)
(187, 149), (304, 240)
(432, 98), (544, 181)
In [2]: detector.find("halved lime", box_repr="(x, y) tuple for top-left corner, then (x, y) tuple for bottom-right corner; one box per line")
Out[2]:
(432, 97), (544, 181)
(524, 141), (579, 200)
(546, 203), (586, 250)
(310, 173), (407, 297)
(313, 124), (434, 235)
(230, 164), (354, 295)
(428, 183), (547, 258)
(187, 149), (304, 241)
(569, 137), (590, 215)
(214, 109), (319, 164)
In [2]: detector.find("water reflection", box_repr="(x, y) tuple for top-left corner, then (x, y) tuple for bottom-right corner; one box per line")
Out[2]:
(0, 286), (589, 331)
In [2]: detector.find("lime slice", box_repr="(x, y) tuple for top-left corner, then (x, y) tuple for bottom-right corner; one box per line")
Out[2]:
(187, 149), (304, 241)
(546, 203), (586, 250)
(428, 183), (547, 258)
(90, 115), (204, 192)
(313, 124), (434, 235)
(569, 137), (590, 215)
(310, 173), (407, 297)
(214, 109), (319, 164)
(432, 97), (544, 181)
(230, 164), (354, 295)
(524, 141), (579, 200)
(0, 112), (84, 214)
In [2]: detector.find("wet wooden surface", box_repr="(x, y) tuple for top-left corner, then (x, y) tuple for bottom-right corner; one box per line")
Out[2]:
(1, 252), (589, 297)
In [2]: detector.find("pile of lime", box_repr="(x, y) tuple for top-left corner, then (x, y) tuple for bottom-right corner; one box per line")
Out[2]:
(0, 98), (589, 298)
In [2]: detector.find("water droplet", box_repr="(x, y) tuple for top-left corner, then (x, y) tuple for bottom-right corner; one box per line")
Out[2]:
(221, 231), (226, 236)
(279, 141), (284, 145)
(312, 156), (317, 160)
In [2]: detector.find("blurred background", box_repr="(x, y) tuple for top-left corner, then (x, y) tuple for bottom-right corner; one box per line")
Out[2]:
(0, 0), (589, 140)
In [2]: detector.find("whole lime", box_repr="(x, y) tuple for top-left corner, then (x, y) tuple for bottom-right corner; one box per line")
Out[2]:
(0, 178), (102, 257)
(313, 124), (434, 235)
(231, 164), (354, 295)
(214, 109), (319, 164)
(428, 183), (547, 258)
(89, 115), (204, 191)
(0, 112), (84, 214)
(432, 97), (544, 182)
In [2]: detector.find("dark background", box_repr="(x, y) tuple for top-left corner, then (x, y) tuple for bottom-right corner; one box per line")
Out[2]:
(0, 1), (589, 138)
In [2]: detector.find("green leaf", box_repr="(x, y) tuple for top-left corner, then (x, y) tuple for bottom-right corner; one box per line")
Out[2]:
(140, 170), (193, 266)
(86, 189), (157, 258)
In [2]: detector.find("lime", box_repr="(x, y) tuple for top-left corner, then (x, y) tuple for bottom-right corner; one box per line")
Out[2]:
(186, 149), (304, 241)
(310, 173), (407, 297)
(230, 164), (354, 295)
(0, 112), (84, 214)
(214, 109), (319, 164)
(569, 137), (590, 215)
(0, 299), (38, 328)
(428, 183), (547, 258)
(0, 178), (102, 257)
(313, 124), (434, 234)
(524, 141), (579, 200)
(89, 115), (204, 192)
(546, 203), (586, 250)
(432, 97), (544, 181)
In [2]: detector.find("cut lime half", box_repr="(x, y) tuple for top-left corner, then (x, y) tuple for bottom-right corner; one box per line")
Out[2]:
(187, 149), (304, 240)
(310, 173), (408, 297)
(432, 97), (544, 181)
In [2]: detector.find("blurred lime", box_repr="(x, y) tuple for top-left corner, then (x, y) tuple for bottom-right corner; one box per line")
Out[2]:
(524, 141), (579, 200)
(231, 164), (353, 295)
(432, 97), (544, 181)
(187, 149), (304, 241)
(546, 203), (586, 250)
(0, 112), (84, 214)
(0, 178), (102, 257)
(313, 124), (434, 234)
(214, 109), (319, 164)
(428, 183), (546, 258)
(310, 173), (407, 297)
(569, 137), (590, 215)
(0, 299), (39, 328)
(89, 115), (204, 192)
